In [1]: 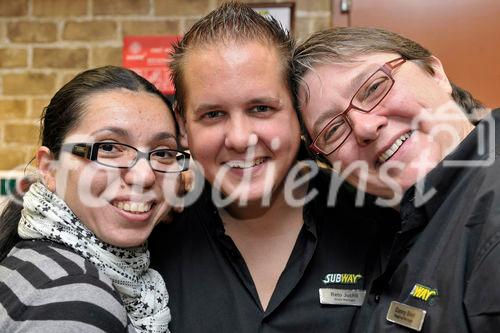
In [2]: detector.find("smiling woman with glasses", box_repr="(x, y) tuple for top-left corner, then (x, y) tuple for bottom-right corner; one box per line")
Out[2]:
(294, 26), (499, 333)
(310, 57), (406, 155)
(0, 66), (184, 332)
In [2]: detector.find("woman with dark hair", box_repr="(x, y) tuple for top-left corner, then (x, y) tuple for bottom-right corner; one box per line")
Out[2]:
(0, 66), (189, 332)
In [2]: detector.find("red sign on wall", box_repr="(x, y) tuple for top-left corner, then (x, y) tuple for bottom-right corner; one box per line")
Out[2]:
(122, 35), (180, 95)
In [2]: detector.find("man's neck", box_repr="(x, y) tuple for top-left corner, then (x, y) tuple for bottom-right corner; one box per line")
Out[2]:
(219, 180), (309, 311)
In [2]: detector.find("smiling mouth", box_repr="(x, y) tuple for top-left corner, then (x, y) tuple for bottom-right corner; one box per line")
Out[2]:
(225, 157), (267, 169)
(112, 201), (153, 213)
(378, 131), (413, 164)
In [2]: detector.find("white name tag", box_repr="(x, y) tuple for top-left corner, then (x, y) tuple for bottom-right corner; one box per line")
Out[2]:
(318, 288), (366, 306)
(386, 301), (426, 331)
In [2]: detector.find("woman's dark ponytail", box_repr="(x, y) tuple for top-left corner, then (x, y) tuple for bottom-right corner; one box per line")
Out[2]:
(0, 201), (23, 261)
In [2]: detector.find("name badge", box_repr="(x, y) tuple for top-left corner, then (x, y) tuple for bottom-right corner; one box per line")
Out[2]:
(386, 301), (426, 331)
(319, 288), (366, 306)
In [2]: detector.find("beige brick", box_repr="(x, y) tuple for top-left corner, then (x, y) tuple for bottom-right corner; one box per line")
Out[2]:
(34, 48), (88, 69)
(294, 17), (310, 41)
(93, 0), (150, 15)
(91, 47), (122, 67)
(183, 18), (203, 33)
(155, 0), (210, 16)
(296, 0), (330, 12)
(61, 71), (82, 86)
(0, 22), (5, 43)
(0, 48), (27, 68)
(63, 21), (117, 41)
(7, 21), (57, 43)
(4, 124), (40, 145)
(311, 16), (330, 32)
(0, 100), (27, 120)
(0, 147), (30, 170)
(0, 0), (28, 17)
(295, 17), (330, 41)
(25, 146), (38, 161)
(33, 0), (88, 17)
(31, 98), (50, 120)
(3, 73), (57, 96)
(122, 20), (180, 36)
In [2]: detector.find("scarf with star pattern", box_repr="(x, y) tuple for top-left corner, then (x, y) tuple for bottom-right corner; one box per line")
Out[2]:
(18, 182), (171, 333)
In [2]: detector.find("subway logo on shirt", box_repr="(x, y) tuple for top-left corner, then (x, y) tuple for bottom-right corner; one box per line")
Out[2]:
(410, 284), (438, 302)
(322, 273), (362, 284)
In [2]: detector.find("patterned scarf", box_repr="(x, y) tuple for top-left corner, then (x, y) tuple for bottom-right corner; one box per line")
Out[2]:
(18, 182), (171, 333)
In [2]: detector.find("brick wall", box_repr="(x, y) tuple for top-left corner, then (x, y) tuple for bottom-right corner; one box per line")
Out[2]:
(0, 0), (331, 170)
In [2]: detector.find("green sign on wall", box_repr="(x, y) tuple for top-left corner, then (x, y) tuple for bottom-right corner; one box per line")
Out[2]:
(0, 178), (17, 196)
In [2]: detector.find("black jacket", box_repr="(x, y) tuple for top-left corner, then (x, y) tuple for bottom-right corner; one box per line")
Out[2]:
(353, 109), (500, 332)
(150, 170), (396, 333)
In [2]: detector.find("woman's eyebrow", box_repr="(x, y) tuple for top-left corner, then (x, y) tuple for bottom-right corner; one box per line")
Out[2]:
(90, 126), (128, 138)
(90, 127), (176, 143)
(349, 64), (379, 93)
(152, 132), (177, 142)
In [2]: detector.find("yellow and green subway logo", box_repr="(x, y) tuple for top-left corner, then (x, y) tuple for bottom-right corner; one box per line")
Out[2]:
(410, 284), (438, 302)
(322, 273), (362, 284)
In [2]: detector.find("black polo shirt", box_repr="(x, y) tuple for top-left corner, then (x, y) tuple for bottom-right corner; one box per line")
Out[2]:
(149, 170), (397, 333)
(353, 109), (500, 332)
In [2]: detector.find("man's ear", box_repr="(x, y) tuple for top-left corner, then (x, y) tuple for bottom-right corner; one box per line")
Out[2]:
(428, 55), (453, 95)
(174, 102), (189, 148)
(36, 146), (56, 192)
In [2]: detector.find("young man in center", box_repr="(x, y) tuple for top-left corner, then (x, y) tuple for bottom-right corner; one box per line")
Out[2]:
(149, 3), (395, 332)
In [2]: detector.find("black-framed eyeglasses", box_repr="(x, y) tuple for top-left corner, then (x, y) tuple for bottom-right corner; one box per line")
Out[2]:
(61, 142), (190, 173)
(310, 57), (406, 156)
